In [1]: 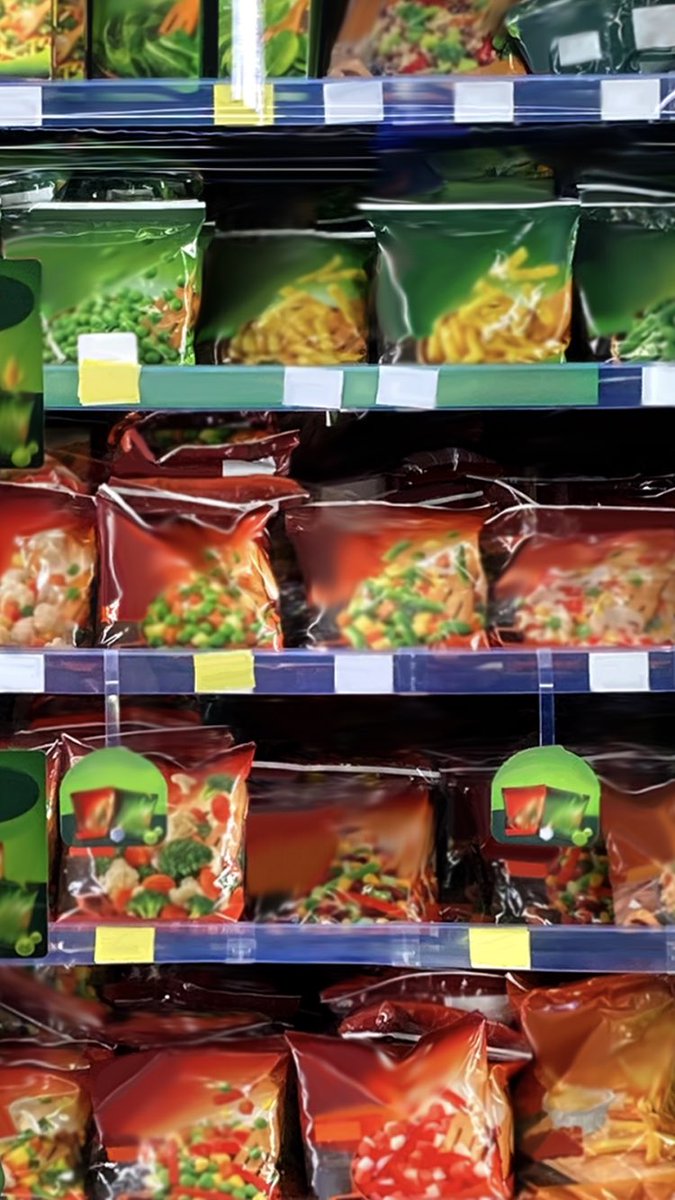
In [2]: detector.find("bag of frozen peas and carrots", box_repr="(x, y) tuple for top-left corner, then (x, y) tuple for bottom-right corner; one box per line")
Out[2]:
(197, 230), (372, 367)
(246, 762), (438, 923)
(328, 0), (524, 76)
(0, 482), (95, 648)
(57, 729), (253, 923)
(92, 0), (203, 78)
(576, 201), (675, 362)
(505, 0), (675, 74)
(487, 505), (675, 648)
(513, 974), (675, 1199)
(286, 501), (489, 650)
(361, 200), (579, 365)
(96, 484), (283, 650)
(90, 1039), (290, 1200)
(3, 200), (205, 366)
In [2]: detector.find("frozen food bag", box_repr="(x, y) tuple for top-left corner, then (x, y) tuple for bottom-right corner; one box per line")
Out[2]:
(197, 230), (371, 366)
(286, 501), (489, 649)
(289, 1018), (515, 1200)
(53, 1), (86, 78)
(3, 200), (205, 366)
(576, 201), (675, 362)
(506, 0), (675, 73)
(246, 762), (438, 923)
(0, 481), (95, 648)
(328, 0), (522, 76)
(487, 505), (675, 648)
(321, 969), (513, 1023)
(603, 775), (675, 926)
(96, 485), (282, 649)
(0, 259), (43, 471)
(90, 1039), (289, 1200)
(58, 729), (253, 923)
(219, 0), (313, 77)
(92, 0), (203, 77)
(107, 410), (278, 456)
(361, 201), (578, 364)
(514, 974), (675, 1198)
(0, 1), (51, 76)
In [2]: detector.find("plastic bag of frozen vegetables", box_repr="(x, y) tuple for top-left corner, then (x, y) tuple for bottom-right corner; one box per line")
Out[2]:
(92, 0), (203, 78)
(3, 200), (205, 366)
(329, 0), (523, 75)
(219, 0), (316, 78)
(197, 230), (372, 367)
(505, 0), (675, 73)
(0, 1), (51, 77)
(576, 201), (675, 362)
(361, 201), (579, 365)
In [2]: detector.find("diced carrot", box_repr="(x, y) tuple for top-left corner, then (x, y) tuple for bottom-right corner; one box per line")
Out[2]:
(211, 794), (230, 823)
(142, 874), (175, 894)
(160, 904), (188, 919)
(199, 868), (220, 900)
(124, 847), (154, 868)
(111, 887), (134, 912)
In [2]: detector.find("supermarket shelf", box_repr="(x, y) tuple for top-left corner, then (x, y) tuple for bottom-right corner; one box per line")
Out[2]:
(31, 923), (675, 971)
(2, 75), (675, 128)
(44, 363), (674, 412)
(2, 647), (673, 696)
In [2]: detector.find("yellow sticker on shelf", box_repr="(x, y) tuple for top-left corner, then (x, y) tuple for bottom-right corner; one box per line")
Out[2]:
(213, 83), (275, 126)
(194, 650), (256, 694)
(94, 926), (156, 965)
(78, 361), (141, 406)
(468, 926), (531, 971)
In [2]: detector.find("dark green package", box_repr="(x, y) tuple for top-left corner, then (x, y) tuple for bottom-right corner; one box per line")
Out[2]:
(360, 200), (579, 365)
(3, 200), (205, 366)
(218, 0), (316, 78)
(576, 201), (675, 362)
(197, 230), (372, 365)
(0, 751), (48, 959)
(506, 0), (675, 73)
(0, 260), (43, 469)
(375, 145), (557, 206)
(93, 0), (203, 77)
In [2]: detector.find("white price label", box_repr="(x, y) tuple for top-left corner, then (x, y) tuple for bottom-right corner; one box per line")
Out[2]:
(334, 654), (394, 695)
(376, 367), (438, 410)
(454, 80), (514, 124)
(0, 86), (42, 128)
(0, 654), (45, 694)
(641, 365), (675, 407)
(601, 78), (660, 122)
(323, 80), (384, 124)
(589, 652), (650, 693)
(283, 367), (343, 410)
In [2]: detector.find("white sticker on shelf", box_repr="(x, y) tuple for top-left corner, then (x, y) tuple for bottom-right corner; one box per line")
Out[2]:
(641, 364), (675, 407)
(633, 5), (675, 49)
(334, 654), (394, 695)
(0, 86), (42, 128)
(454, 80), (514, 124)
(589, 652), (650, 693)
(556, 31), (602, 67)
(601, 77), (661, 122)
(323, 80), (384, 124)
(77, 332), (139, 365)
(283, 367), (343, 410)
(0, 654), (45, 694)
(376, 367), (438, 409)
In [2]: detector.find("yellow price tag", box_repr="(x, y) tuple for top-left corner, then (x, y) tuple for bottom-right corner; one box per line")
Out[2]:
(78, 361), (140, 406)
(468, 926), (531, 971)
(94, 926), (156, 965)
(213, 83), (275, 126)
(194, 650), (255, 694)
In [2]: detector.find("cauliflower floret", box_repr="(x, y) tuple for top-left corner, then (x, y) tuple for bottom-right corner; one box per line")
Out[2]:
(2, 568), (28, 586)
(167, 809), (198, 841)
(0, 584), (35, 611)
(33, 602), (62, 636)
(169, 878), (204, 908)
(170, 772), (197, 796)
(10, 617), (36, 645)
(101, 858), (140, 896)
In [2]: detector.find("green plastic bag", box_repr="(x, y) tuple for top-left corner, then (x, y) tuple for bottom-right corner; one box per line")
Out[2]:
(360, 200), (579, 365)
(577, 201), (675, 361)
(4, 200), (205, 366)
(506, 0), (675, 73)
(93, 0), (203, 78)
(218, 0), (315, 78)
(0, 260), (43, 469)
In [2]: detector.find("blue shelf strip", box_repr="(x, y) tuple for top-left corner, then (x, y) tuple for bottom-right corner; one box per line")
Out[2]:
(34, 922), (675, 970)
(0, 75), (674, 128)
(2, 647), (672, 696)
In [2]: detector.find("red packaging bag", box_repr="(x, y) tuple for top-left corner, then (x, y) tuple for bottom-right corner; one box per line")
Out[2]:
(0, 482), (95, 648)
(289, 1018), (513, 1200)
(487, 505), (675, 648)
(286, 502), (489, 649)
(246, 763), (438, 923)
(90, 1039), (289, 1200)
(58, 730), (253, 923)
(0, 454), (88, 493)
(107, 411), (278, 455)
(603, 776), (675, 926)
(97, 485), (283, 649)
(322, 969), (513, 1024)
(513, 975), (675, 1199)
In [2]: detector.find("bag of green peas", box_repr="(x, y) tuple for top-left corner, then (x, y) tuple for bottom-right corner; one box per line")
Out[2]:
(2, 200), (206, 367)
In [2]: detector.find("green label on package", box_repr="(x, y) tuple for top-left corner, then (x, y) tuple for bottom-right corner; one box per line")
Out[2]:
(0, 750), (48, 959)
(0, 260), (43, 470)
(60, 747), (168, 849)
(491, 746), (600, 848)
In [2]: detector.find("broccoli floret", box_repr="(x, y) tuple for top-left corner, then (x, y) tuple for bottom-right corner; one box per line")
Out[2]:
(126, 890), (168, 919)
(188, 894), (216, 918)
(158, 838), (212, 881)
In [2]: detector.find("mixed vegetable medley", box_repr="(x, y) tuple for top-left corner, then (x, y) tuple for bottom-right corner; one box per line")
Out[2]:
(361, 0), (498, 75)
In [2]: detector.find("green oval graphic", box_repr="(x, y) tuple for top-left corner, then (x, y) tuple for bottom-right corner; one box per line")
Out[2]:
(0, 276), (34, 332)
(492, 745), (600, 848)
